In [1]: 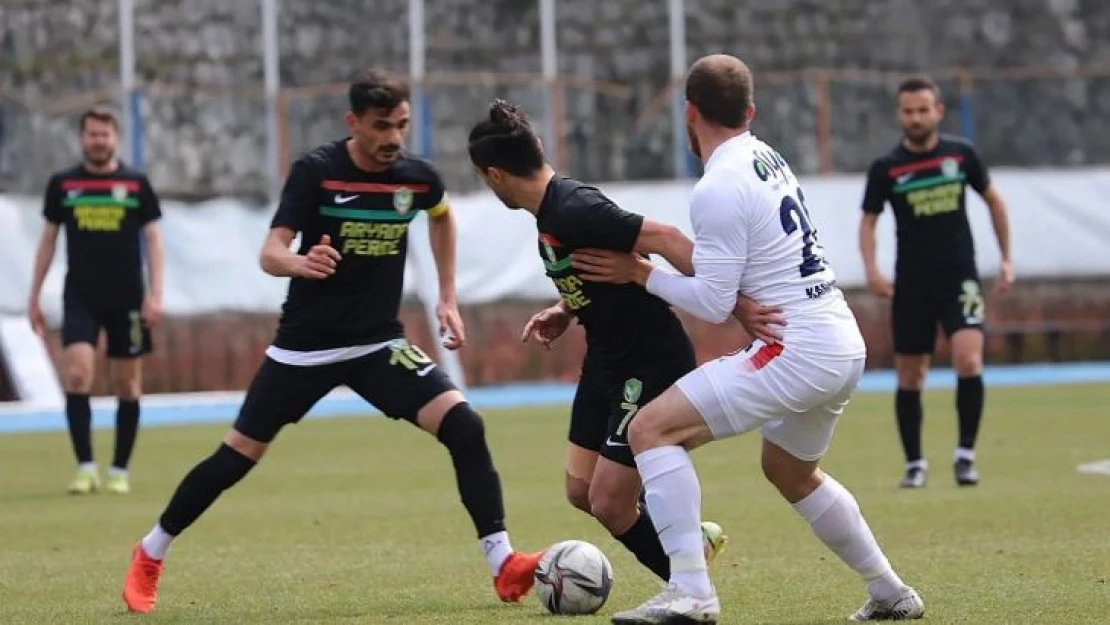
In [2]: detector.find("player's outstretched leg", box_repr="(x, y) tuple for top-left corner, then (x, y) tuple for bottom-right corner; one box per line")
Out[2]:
(430, 399), (544, 602)
(122, 434), (261, 613)
(761, 440), (924, 621)
(611, 388), (721, 625)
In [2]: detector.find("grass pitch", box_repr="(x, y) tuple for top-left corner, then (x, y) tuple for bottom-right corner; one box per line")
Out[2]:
(0, 384), (1108, 624)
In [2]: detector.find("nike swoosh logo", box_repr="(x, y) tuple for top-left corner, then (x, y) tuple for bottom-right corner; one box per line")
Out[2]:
(605, 437), (629, 447)
(895, 174), (913, 184)
(416, 364), (436, 377)
(335, 193), (359, 204)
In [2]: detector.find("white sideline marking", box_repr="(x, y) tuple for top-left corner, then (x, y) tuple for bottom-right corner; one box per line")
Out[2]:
(1076, 459), (1110, 476)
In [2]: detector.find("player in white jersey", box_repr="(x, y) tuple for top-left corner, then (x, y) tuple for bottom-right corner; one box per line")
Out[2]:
(572, 54), (924, 624)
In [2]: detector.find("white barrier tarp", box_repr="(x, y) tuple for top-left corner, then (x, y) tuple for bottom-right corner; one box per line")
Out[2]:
(3, 168), (1110, 322)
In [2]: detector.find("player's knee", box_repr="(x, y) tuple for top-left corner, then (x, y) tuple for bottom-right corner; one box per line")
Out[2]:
(63, 367), (92, 393)
(436, 402), (489, 456)
(760, 443), (821, 503)
(895, 364), (927, 390)
(224, 429), (270, 462)
(953, 351), (982, 377)
(627, 409), (662, 452)
(565, 475), (591, 514)
(113, 374), (142, 401)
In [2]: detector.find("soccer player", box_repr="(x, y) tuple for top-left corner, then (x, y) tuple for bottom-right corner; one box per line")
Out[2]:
(860, 75), (1014, 489)
(466, 100), (732, 583)
(572, 54), (924, 623)
(27, 106), (164, 495)
(121, 69), (541, 613)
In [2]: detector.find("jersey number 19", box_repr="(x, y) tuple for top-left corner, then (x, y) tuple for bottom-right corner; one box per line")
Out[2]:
(778, 187), (827, 278)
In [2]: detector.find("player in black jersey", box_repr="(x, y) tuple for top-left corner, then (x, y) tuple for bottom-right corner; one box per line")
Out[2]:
(122, 70), (543, 614)
(860, 75), (1013, 489)
(467, 100), (729, 582)
(28, 106), (164, 496)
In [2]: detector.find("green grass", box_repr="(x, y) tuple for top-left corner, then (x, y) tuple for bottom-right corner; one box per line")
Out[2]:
(1, 385), (1108, 624)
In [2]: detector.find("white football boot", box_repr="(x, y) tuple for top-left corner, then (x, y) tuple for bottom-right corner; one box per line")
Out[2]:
(849, 586), (925, 621)
(611, 582), (720, 624)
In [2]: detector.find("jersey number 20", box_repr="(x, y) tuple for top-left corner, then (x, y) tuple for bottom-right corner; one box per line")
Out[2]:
(778, 188), (827, 278)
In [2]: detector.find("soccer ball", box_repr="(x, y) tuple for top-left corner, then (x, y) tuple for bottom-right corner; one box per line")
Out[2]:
(534, 540), (614, 615)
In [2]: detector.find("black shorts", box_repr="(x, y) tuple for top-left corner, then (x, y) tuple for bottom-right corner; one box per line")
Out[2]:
(892, 275), (986, 355)
(568, 350), (696, 468)
(234, 339), (457, 443)
(62, 297), (151, 359)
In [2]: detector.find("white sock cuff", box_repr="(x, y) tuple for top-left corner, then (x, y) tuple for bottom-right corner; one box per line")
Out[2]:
(954, 448), (976, 462)
(634, 445), (690, 479)
(792, 475), (849, 524)
(907, 459), (928, 471)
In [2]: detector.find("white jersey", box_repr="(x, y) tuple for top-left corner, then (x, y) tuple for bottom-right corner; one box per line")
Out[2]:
(645, 132), (866, 359)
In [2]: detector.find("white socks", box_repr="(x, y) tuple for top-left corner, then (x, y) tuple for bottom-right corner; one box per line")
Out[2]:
(481, 530), (513, 577)
(141, 523), (175, 561)
(79, 462), (97, 473)
(954, 448), (975, 463)
(792, 475), (905, 602)
(635, 446), (713, 598)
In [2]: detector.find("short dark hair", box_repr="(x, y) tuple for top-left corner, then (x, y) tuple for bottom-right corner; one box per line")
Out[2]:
(898, 75), (941, 100)
(349, 69), (410, 116)
(685, 55), (753, 129)
(467, 99), (546, 177)
(79, 106), (118, 132)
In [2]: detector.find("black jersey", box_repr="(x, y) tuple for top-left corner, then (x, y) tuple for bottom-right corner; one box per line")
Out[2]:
(42, 164), (162, 310)
(270, 140), (448, 351)
(862, 135), (990, 282)
(537, 176), (692, 369)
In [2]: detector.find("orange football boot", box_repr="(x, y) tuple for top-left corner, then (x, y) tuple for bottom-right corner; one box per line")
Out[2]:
(494, 549), (546, 602)
(122, 544), (164, 613)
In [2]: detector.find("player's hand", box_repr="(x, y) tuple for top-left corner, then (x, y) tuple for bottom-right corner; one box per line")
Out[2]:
(296, 234), (341, 279)
(571, 249), (652, 285)
(866, 270), (894, 298)
(141, 295), (163, 327)
(437, 299), (466, 350)
(994, 260), (1015, 294)
(27, 298), (46, 337)
(732, 295), (787, 344)
(522, 304), (572, 350)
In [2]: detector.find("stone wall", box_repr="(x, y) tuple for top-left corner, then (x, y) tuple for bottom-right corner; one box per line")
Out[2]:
(10, 280), (1108, 400)
(3, 0), (1110, 196)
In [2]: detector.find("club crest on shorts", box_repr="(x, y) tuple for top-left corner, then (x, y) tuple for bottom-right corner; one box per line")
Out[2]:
(112, 183), (129, 202)
(393, 188), (414, 214)
(940, 157), (960, 179)
(623, 378), (643, 404)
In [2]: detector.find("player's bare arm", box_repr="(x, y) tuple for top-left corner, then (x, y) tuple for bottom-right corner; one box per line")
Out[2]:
(428, 204), (466, 350)
(27, 221), (60, 336)
(980, 185), (1014, 293)
(859, 212), (894, 298)
(259, 226), (340, 279)
(141, 221), (165, 327)
(632, 219), (695, 276)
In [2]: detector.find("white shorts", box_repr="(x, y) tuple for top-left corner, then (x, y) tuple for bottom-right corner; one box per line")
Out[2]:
(675, 340), (866, 461)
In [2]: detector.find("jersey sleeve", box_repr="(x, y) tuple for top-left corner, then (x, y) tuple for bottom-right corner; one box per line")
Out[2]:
(271, 158), (320, 231)
(424, 165), (449, 218)
(137, 176), (163, 225)
(572, 191), (644, 252)
(963, 144), (991, 193)
(644, 178), (747, 324)
(861, 159), (889, 214)
(42, 175), (64, 224)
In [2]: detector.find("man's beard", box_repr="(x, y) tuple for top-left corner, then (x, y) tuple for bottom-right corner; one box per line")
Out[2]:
(83, 147), (115, 167)
(902, 125), (936, 147)
(686, 124), (701, 159)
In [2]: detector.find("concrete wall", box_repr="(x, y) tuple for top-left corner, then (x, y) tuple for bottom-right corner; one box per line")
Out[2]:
(2, 0), (1110, 196)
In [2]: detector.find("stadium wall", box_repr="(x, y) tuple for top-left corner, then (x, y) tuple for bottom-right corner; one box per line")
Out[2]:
(3, 1), (1110, 195)
(2, 169), (1110, 399)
